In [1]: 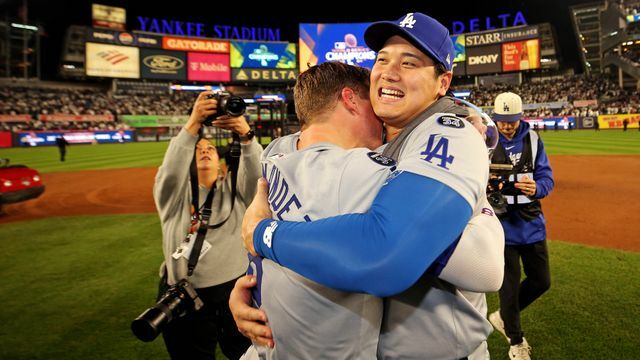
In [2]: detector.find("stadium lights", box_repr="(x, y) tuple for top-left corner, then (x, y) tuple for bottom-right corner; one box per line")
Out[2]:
(170, 84), (222, 92)
(452, 90), (472, 99)
(11, 23), (38, 31)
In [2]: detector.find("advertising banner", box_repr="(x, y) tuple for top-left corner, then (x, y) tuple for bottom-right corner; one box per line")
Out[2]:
(86, 42), (140, 79)
(0, 132), (11, 147)
(573, 99), (598, 107)
(140, 49), (187, 80)
(597, 114), (640, 129)
(451, 34), (466, 63)
(232, 68), (298, 82)
(501, 26), (539, 43)
(157, 115), (189, 126)
(87, 28), (163, 48)
(92, 4), (126, 30)
(120, 115), (159, 127)
(17, 130), (133, 146)
(163, 36), (229, 53)
(524, 116), (576, 130)
(465, 25), (539, 47)
(522, 101), (568, 110)
(121, 115), (189, 127)
(299, 23), (376, 71)
(0, 115), (31, 122)
(230, 41), (296, 69)
(502, 39), (540, 71)
(39, 114), (115, 122)
(580, 116), (596, 129)
(135, 127), (159, 142)
(466, 44), (501, 75)
(187, 53), (230, 81)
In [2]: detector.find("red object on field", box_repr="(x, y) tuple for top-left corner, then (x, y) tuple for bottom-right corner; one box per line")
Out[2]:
(0, 158), (45, 207)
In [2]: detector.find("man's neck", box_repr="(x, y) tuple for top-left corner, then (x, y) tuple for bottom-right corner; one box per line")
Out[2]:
(298, 122), (356, 150)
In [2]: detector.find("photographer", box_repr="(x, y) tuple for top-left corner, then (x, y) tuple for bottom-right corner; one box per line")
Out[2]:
(153, 91), (261, 359)
(487, 92), (554, 360)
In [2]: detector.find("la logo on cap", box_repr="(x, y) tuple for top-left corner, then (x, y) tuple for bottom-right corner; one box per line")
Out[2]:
(399, 13), (416, 28)
(503, 103), (510, 112)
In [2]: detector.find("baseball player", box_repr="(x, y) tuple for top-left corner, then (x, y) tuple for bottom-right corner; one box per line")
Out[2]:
(236, 61), (502, 360)
(240, 13), (504, 359)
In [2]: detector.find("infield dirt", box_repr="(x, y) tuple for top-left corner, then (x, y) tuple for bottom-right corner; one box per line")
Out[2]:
(1, 155), (638, 252)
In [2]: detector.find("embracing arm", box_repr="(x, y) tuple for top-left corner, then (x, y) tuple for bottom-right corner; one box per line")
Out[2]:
(437, 204), (505, 292)
(252, 171), (472, 297)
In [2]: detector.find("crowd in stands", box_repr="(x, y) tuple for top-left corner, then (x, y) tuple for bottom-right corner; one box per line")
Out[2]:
(0, 119), (127, 133)
(1, 74), (639, 133)
(455, 74), (640, 117)
(0, 86), (196, 117)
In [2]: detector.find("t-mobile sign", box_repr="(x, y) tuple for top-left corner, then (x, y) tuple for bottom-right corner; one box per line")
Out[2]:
(187, 52), (230, 81)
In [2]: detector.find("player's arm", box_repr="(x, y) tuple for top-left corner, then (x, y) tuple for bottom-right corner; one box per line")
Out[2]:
(252, 170), (472, 297)
(435, 199), (505, 292)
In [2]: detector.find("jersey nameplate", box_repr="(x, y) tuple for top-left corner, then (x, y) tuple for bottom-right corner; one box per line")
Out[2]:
(437, 115), (465, 129)
(367, 152), (397, 167)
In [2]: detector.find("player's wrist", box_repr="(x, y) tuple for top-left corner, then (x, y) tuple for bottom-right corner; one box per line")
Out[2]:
(254, 219), (278, 260)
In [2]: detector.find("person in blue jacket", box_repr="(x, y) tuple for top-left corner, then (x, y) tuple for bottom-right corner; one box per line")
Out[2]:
(487, 92), (555, 360)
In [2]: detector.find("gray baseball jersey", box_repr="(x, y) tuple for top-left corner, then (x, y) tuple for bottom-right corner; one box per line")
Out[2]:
(377, 113), (493, 359)
(253, 133), (395, 359)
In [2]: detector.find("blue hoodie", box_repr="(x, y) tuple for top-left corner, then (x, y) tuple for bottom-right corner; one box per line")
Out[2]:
(498, 121), (554, 245)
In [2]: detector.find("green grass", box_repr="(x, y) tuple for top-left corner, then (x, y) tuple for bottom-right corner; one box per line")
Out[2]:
(538, 130), (640, 155)
(486, 241), (640, 359)
(0, 130), (638, 174)
(0, 215), (637, 359)
(0, 142), (170, 173)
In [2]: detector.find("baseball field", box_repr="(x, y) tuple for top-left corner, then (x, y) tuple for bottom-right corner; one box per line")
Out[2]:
(0, 130), (638, 359)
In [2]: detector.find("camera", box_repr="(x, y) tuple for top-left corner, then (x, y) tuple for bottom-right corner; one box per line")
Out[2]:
(203, 91), (247, 126)
(131, 279), (203, 342)
(487, 164), (516, 217)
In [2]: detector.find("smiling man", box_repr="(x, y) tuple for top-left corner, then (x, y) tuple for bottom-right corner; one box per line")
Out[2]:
(241, 12), (502, 359)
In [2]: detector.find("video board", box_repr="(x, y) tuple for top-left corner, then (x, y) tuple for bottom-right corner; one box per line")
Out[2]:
(299, 23), (375, 71)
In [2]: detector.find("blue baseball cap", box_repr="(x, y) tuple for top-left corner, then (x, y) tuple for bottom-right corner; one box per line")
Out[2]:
(364, 12), (455, 71)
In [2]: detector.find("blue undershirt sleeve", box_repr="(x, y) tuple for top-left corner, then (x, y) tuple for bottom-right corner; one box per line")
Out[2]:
(253, 171), (472, 297)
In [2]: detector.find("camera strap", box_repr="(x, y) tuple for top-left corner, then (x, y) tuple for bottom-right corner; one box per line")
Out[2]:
(187, 139), (241, 276)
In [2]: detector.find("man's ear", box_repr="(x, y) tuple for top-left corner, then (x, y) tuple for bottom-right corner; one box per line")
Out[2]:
(340, 87), (358, 113)
(438, 72), (453, 97)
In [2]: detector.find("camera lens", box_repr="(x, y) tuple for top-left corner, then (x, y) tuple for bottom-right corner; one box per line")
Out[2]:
(131, 290), (183, 342)
(224, 96), (246, 117)
(131, 307), (168, 342)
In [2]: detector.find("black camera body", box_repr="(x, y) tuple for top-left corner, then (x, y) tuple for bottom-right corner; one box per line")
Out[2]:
(487, 164), (517, 217)
(131, 279), (203, 342)
(203, 91), (247, 126)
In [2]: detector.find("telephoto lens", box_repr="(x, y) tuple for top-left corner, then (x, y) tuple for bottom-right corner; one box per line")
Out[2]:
(131, 279), (203, 342)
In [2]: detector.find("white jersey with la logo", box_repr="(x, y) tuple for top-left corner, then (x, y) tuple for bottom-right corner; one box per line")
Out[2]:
(251, 133), (396, 360)
(378, 112), (493, 359)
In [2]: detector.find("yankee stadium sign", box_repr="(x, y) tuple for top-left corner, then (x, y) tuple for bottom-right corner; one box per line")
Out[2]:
(137, 16), (281, 41)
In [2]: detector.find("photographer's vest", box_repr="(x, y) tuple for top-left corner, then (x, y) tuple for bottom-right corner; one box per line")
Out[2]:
(492, 130), (543, 220)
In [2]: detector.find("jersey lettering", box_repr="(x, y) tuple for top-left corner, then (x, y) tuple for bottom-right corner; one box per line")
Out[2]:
(265, 162), (312, 221)
(420, 134), (454, 169)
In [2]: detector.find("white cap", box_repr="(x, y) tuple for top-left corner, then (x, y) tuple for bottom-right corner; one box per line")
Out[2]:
(493, 92), (522, 122)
